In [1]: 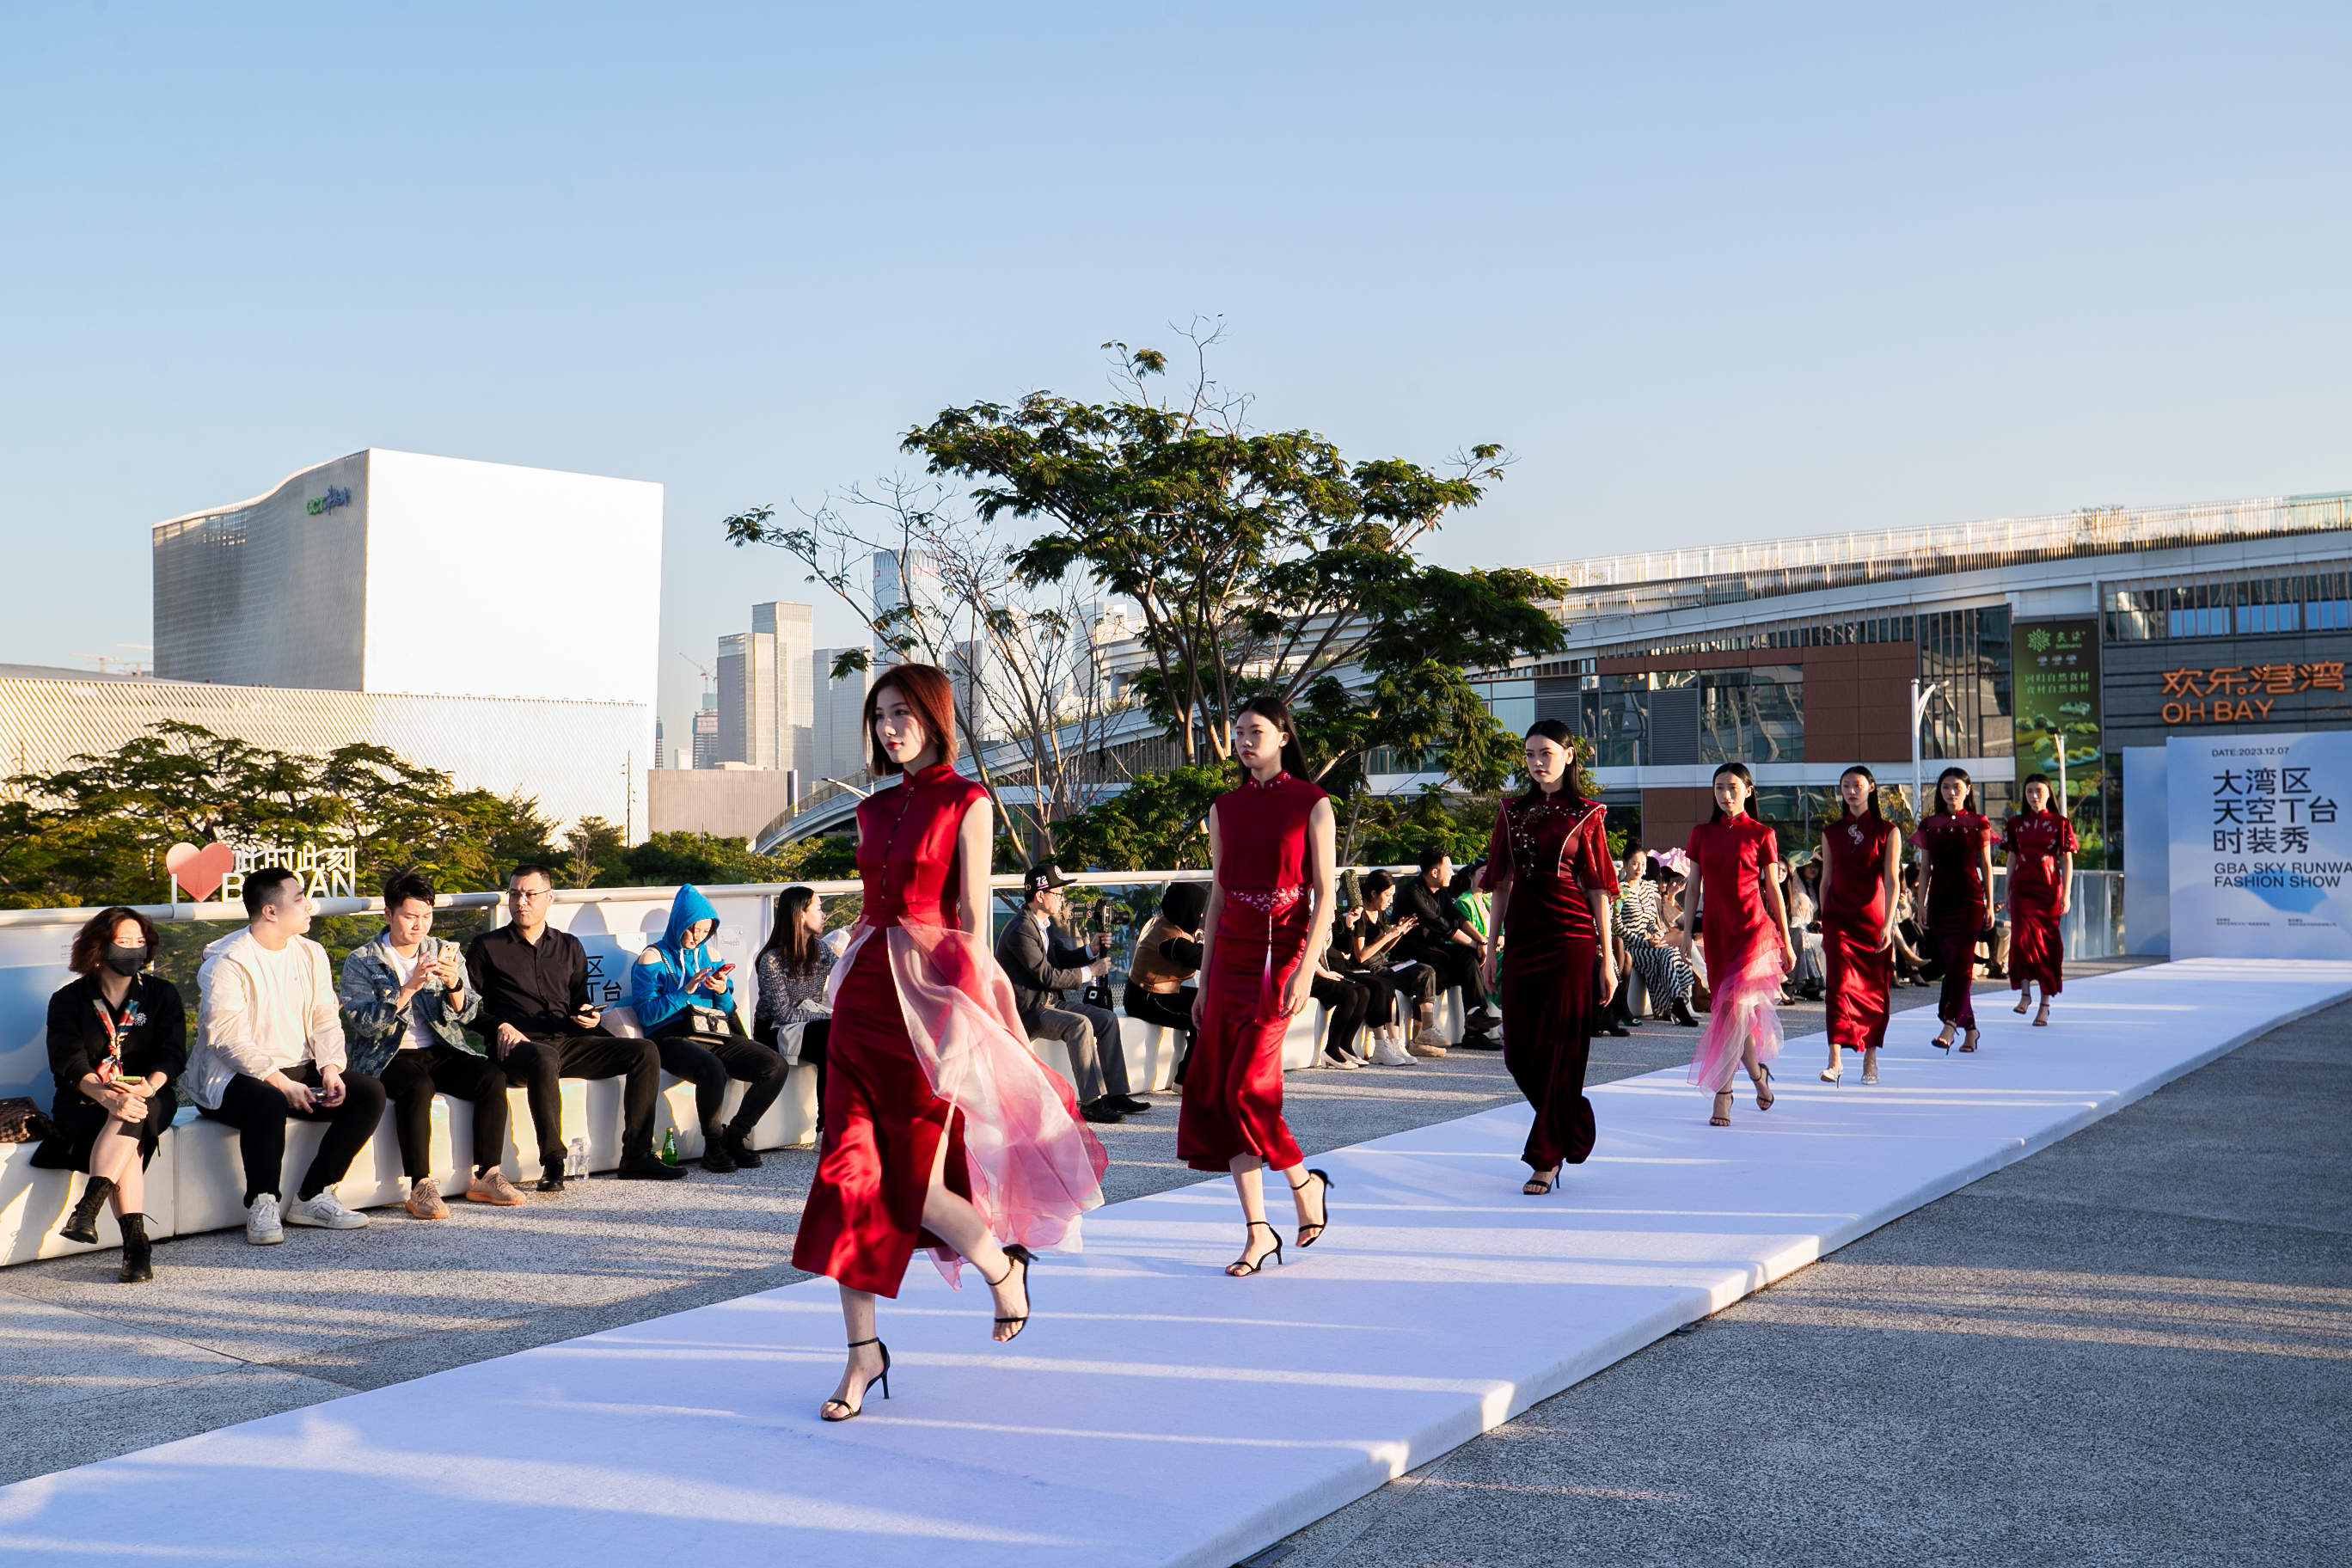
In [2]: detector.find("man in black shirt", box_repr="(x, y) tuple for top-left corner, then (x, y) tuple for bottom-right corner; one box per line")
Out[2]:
(467, 864), (681, 1188)
(1392, 845), (1500, 1045)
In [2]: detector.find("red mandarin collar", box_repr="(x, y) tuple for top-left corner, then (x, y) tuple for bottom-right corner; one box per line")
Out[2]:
(903, 761), (959, 791)
(1242, 769), (1291, 791)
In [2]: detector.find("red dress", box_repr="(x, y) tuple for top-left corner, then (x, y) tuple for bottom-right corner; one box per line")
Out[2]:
(1179, 770), (1326, 1173)
(792, 763), (1106, 1296)
(1480, 792), (1618, 1171)
(1681, 814), (1785, 1089)
(1917, 810), (1994, 1030)
(1821, 812), (1897, 1051)
(2002, 808), (2077, 995)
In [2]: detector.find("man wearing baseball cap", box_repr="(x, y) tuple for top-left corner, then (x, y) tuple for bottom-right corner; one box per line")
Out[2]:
(995, 862), (1147, 1124)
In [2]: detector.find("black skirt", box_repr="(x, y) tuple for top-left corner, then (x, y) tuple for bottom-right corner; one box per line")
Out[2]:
(29, 1087), (180, 1173)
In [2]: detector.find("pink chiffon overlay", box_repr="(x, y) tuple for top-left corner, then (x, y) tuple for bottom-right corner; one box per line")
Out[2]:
(1686, 938), (1785, 1090)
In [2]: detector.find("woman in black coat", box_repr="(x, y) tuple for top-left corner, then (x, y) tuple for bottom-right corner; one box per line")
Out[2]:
(31, 906), (186, 1283)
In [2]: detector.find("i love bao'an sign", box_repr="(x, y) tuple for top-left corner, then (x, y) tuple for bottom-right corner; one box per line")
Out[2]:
(167, 842), (358, 902)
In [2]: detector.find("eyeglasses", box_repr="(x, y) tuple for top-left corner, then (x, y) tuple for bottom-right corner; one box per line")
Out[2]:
(509, 888), (552, 903)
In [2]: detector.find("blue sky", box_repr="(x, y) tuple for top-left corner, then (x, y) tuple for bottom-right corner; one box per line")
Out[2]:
(3, 3), (2346, 747)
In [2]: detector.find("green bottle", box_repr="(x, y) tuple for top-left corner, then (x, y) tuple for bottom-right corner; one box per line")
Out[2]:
(659, 1128), (679, 1166)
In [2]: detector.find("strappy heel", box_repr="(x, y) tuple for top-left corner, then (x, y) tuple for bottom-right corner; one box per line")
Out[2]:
(2033, 1001), (2050, 1028)
(1958, 1028), (1980, 1053)
(1859, 1047), (1879, 1086)
(1523, 1167), (1559, 1195)
(985, 1244), (1034, 1341)
(1932, 1028), (1956, 1052)
(2013, 993), (2032, 1015)
(1290, 1167), (1334, 1248)
(1751, 1063), (1775, 1111)
(1821, 1046), (1842, 1086)
(821, 1338), (890, 1422)
(1710, 1089), (1733, 1126)
(1227, 1219), (1283, 1276)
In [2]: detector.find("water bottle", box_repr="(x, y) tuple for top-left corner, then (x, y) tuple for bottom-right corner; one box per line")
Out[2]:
(659, 1127), (679, 1167)
(565, 1136), (588, 1179)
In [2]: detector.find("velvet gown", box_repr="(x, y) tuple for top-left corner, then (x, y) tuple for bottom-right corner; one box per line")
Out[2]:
(1917, 809), (1995, 1031)
(1480, 792), (1619, 1172)
(791, 762), (1106, 1297)
(1821, 812), (1898, 1053)
(1681, 814), (1785, 1090)
(2002, 807), (2078, 996)
(1178, 770), (1326, 1174)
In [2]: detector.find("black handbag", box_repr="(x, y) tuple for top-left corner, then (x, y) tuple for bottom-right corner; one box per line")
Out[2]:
(0, 1097), (52, 1144)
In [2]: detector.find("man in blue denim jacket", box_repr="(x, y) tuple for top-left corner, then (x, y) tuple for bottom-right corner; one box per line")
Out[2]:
(339, 869), (525, 1218)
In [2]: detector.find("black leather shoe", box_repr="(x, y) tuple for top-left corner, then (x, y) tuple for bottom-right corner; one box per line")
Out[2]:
(725, 1132), (763, 1168)
(1458, 1035), (1504, 1050)
(700, 1136), (737, 1173)
(1080, 1099), (1124, 1124)
(117, 1214), (153, 1283)
(617, 1151), (687, 1180)
(536, 1169), (567, 1193)
(1108, 1095), (1153, 1114)
(1606, 1022), (1632, 1038)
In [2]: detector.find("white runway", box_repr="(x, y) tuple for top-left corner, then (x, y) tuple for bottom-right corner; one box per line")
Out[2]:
(4, 958), (2345, 1568)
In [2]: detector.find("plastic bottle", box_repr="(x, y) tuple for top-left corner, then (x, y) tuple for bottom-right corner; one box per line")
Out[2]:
(565, 1136), (588, 1179)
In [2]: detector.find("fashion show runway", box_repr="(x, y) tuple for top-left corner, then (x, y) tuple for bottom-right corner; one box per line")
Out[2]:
(3, 958), (2345, 1568)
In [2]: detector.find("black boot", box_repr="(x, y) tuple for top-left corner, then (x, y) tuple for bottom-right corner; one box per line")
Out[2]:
(60, 1177), (115, 1245)
(1671, 995), (1701, 1028)
(723, 1128), (763, 1169)
(700, 1124), (737, 1173)
(118, 1213), (154, 1283)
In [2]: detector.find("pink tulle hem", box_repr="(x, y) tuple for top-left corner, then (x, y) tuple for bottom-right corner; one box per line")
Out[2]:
(1685, 941), (1785, 1091)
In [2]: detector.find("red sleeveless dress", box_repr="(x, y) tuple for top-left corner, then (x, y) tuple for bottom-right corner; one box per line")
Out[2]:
(1821, 812), (1897, 1051)
(792, 763), (1106, 1296)
(1178, 770), (1325, 1173)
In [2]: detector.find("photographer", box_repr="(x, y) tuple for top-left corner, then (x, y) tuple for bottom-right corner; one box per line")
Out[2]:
(995, 862), (1143, 1124)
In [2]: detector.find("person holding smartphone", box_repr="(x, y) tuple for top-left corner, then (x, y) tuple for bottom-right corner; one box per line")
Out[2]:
(631, 883), (791, 1173)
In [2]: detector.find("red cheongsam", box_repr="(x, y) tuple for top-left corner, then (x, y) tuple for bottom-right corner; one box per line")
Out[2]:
(2002, 808), (2078, 995)
(1821, 812), (1897, 1051)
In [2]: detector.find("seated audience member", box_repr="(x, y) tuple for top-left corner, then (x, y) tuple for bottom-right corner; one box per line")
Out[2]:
(340, 869), (524, 1218)
(1394, 847), (1497, 1044)
(187, 867), (388, 1244)
(1787, 854), (1828, 1001)
(1347, 869), (1444, 1056)
(753, 885), (838, 1135)
(1122, 881), (1205, 1079)
(33, 906), (185, 1282)
(467, 863), (680, 1187)
(995, 862), (1141, 1124)
(1618, 852), (1700, 1026)
(1309, 918), (1374, 1069)
(1328, 875), (1419, 1065)
(1896, 864), (1933, 985)
(630, 883), (790, 1173)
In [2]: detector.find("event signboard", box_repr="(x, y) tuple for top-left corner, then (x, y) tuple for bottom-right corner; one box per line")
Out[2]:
(2166, 731), (2352, 959)
(2014, 617), (2102, 796)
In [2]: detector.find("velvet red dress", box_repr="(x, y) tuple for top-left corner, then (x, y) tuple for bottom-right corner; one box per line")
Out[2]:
(1480, 792), (1618, 1172)
(1178, 770), (1326, 1173)
(1821, 812), (1898, 1052)
(792, 762), (1106, 1297)
(1681, 814), (1785, 1089)
(1917, 809), (1994, 1031)
(2002, 807), (2077, 995)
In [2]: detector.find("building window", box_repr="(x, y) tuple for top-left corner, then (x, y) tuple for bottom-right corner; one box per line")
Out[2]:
(1917, 605), (2012, 760)
(2106, 564), (2352, 642)
(1699, 665), (1803, 764)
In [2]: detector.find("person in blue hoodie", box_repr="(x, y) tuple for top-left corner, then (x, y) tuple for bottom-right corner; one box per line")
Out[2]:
(631, 885), (791, 1173)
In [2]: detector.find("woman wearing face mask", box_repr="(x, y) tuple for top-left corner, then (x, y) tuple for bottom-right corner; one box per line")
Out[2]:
(1182, 693), (1339, 1277)
(1818, 766), (1902, 1086)
(1917, 766), (1997, 1053)
(1675, 763), (1795, 1126)
(31, 908), (186, 1283)
(2002, 775), (2077, 1028)
(1479, 720), (1620, 1194)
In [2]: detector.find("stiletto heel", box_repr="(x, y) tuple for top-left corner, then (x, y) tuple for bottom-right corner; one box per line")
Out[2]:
(1290, 1168), (1333, 1248)
(1227, 1219), (1283, 1276)
(821, 1337), (891, 1421)
(1710, 1089), (1733, 1126)
(985, 1245), (1034, 1340)
(2013, 993), (2031, 1014)
(1958, 1028), (1979, 1053)
(2033, 1001), (2050, 1028)
(1859, 1048), (1879, 1086)
(1932, 1028), (1955, 1052)
(1522, 1167), (1560, 1195)
(1751, 1063), (1774, 1111)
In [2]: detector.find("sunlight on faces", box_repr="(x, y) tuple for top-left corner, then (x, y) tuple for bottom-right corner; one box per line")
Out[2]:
(389, 897), (434, 949)
(802, 894), (825, 934)
(2024, 778), (2052, 812)
(1523, 733), (1571, 794)
(873, 686), (933, 769)
(1940, 773), (1970, 811)
(1232, 709), (1287, 776)
(109, 916), (144, 951)
(508, 869), (554, 930)
(1839, 770), (1873, 817)
(683, 919), (716, 947)
(1712, 769), (1752, 817)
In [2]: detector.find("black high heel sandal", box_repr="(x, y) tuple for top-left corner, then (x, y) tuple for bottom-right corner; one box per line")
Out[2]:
(986, 1244), (1034, 1341)
(1227, 1219), (1283, 1276)
(821, 1338), (891, 1422)
(1291, 1167), (1334, 1248)
(1523, 1167), (1559, 1196)
(1751, 1063), (1775, 1111)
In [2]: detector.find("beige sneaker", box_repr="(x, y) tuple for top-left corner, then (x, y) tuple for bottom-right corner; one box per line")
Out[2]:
(466, 1170), (527, 1207)
(404, 1180), (449, 1221)
(1407, 1027), (1449, 1059)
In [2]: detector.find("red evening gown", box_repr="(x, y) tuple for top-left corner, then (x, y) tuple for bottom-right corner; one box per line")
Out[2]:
(1682, 814), (1785, 1090)
(1917, 810), (1994, 1031)
(1178, 770), (1326, 1173)
(791, 762), (1106, 1296)
(1821, 812), (1898, 1052)
(2003, 807), (2077, 995)
(1481, 791), (1618, 1171)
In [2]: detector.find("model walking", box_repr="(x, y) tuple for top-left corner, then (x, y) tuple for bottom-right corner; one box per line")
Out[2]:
(1179, 694), (1338, 1277)
(791, 664), (1107, 1421)
(1818, 766), (1902, 1086)
(2002, 774), (2076, 1027)
(1676, 763), (1794, 1126)
(1479, 720), (1620, 1194)
(1916, 766), (1996, 1054)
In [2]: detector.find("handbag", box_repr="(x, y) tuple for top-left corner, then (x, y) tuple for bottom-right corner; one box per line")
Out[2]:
(684, 1005), (737, 1038)
(0, 1096), (53, 1144)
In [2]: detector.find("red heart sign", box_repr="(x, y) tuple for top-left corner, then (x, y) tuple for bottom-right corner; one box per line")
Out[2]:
(165, 841), (236, 901)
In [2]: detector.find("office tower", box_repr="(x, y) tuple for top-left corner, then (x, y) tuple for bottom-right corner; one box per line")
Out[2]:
(810, 646), (872, 782)
(716, 630), (774, 768)
(692, 696), (720, 770)
(756, 601), (813, 778)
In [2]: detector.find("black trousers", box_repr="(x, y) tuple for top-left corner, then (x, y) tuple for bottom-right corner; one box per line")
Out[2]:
(1311, 972), (1371, 1058)
(756, 1016), (831, 1133)
(377, 1044), (509, 1179)
(1336, 966), (1401, 1034)
(1123, 984), (1195, 1083)
(200, 1062), (389, 1205)
(499, 1028), (661, 1165)
(1025, 998), (1128, 1102)
(1400, 939), (1490, 1019)
(648, 1011), (791, 1136)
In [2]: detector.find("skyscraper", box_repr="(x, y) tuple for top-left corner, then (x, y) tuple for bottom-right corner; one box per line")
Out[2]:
(810, 646), (872, 783)
(691, 695), (721, 770)
(717, 602), (815, 775)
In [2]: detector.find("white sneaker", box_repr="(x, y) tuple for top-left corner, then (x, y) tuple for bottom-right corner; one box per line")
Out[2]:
(1371, 1036), (1416, 1066)
(246, 1193), (285, 1246)
(284, 1191), (369, 1230)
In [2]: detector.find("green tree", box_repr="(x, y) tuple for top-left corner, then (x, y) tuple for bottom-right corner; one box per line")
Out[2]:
(1046, 763), (1233, 871)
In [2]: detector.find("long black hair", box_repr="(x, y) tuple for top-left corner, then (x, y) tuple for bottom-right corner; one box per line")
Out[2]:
(1935, 765), (1975, 816)
(1520, 718), (1587, 801)
(2020, 772), (2055, 812)
(1840, 763), (1883, 822)
(1235, 692), (1311, 781)
(1708, 762), (1757, 823)
(759, 885), (823, 976)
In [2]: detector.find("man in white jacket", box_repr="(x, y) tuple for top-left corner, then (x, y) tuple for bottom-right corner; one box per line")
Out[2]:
(186, 867), (388, 1244)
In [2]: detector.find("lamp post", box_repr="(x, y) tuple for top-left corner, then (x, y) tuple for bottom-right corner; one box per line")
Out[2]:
(1909, 679), (1946, 825)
